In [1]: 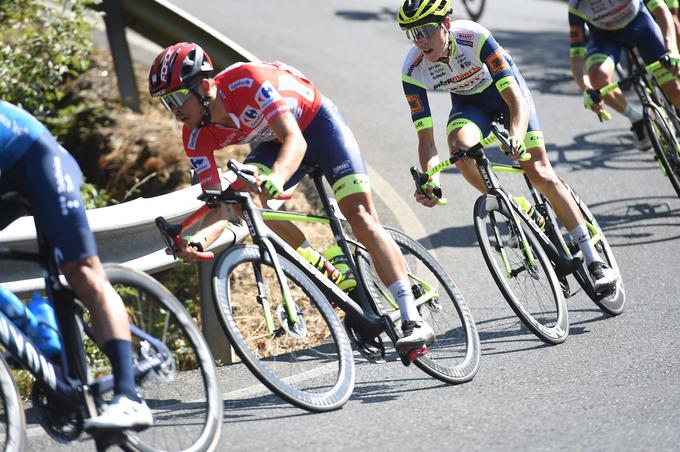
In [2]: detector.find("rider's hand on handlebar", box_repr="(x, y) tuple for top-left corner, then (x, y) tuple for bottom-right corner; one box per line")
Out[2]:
(501, 136), (528, 161)
(583, 89), (610, 121)
(660, 51), (680, 78)
(165, 234), (214, 262)
(414, 178), (442, 208)
(258, 173), (285, 200)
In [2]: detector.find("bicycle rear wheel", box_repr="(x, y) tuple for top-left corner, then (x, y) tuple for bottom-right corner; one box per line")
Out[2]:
(554, 184), (626, 315)
(92, 265), (222, 452)
(0, 354), (25, 452)
(356, 227), (481, 384)
(212, 244), (355, 412)
(645, 103), (680, 198)
(463, 0), (485, 21)
(474, 194), (569, 344)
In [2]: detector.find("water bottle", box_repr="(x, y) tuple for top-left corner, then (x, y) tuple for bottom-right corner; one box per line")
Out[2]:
(27, 293), (62, 358)
(513, 196), (545, 229)
(324, 245), (357, 292)
(0, 284), (39, 337)
(297, 246), (345, 287)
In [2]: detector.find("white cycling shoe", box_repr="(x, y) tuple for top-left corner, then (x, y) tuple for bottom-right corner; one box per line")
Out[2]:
(84, 395), (153, 433)
(395, 320), (435, 355)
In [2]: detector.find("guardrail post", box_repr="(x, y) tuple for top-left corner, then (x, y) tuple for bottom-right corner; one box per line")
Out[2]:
(101, 0), (140, 112)
(197, 260), (238, 364)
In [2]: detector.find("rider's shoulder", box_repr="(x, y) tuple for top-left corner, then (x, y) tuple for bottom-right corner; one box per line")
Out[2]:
(452, 20), (491, 40)
(402, 46), (426, 76)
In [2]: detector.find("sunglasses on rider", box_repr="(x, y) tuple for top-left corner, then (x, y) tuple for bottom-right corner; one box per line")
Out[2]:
(159, 88), (193, 111)
(405, 22), (443, 43)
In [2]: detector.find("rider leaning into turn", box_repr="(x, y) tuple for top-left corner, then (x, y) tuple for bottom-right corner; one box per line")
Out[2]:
(569, 0), (680, 148)
(0, 101), (153, 431)
(147, 43), (435, 354)
(397, 0), (619, 292)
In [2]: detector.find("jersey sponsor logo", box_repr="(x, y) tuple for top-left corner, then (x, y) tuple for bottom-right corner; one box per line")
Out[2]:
(485, 49), (510, 75)
(406, 54), (424, 77)
(188, 128), (201, 150)
(569, 26), (585, 43)
(432, 65), (482, 90)
(239, 105), (262, 128)
(407, 95), (424, 115)
(255, 81), (281, 109)
(277, 74), (315, 102)
(457, 32), (475, 41)
(456, 38), (473, 47)
(189, 156), (211, 173)
(332, 160), (351, 177)
(228, 78), (254, 91)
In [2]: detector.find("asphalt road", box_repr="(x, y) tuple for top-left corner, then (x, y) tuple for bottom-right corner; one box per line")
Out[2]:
(28, 0), (680, 451)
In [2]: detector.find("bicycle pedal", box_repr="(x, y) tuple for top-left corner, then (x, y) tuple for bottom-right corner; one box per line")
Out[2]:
(400, 345), (429, 367)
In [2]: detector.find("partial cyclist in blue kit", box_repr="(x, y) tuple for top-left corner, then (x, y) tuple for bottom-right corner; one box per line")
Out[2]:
(569, 0), (680, 149)
(0, 100), (152, 431)
(397, 0), (619, 291)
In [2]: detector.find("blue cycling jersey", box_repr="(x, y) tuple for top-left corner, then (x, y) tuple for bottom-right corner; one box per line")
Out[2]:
(0, 101), (49, 176)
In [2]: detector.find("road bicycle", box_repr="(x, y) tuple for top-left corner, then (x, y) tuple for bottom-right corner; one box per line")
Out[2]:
(589, 49), (680, 198)
(462, 0), (485, 21)
(156, 160), (481, 413)
(0, 192), (222, 452)
(410, 122), (626, 344)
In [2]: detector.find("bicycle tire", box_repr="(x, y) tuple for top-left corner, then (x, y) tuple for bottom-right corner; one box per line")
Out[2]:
(463, 0), (485, 21)
(212, 244), (355, 413)
(474, 194), (569, 344)
(355, 227), (481, 384)
(645, 103), (680, 198)
(556, 184), (627, 315)
(98, 265), (222, 452)
(0, 354), (25, 452)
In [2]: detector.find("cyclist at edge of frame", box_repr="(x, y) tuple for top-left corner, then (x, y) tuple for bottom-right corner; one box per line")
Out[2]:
(0, 100), (153, 431)
(569, 0), (680, 149)
(664, 0), (680, 53)
(147, 43), (435, 354)
(396, 0), (619, 291)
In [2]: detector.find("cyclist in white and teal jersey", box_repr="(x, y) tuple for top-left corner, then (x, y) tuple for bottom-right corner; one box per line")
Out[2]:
(569, 0), (680, 149)
(0, 101), (152, 431)
(398, 0), (618, 291)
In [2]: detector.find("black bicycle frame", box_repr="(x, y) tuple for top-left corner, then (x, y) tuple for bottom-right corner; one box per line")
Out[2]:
(208, 175), (399, 343)
(0, 211), (171, 410)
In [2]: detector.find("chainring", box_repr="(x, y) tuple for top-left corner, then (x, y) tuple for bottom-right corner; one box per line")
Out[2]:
(32, 381), (83, 443)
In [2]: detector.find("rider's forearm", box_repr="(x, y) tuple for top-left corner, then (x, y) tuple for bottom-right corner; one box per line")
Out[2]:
(570, 56), (590, 92)
(196, 205), (231, 248)
(652, 4), (679, 53)
(271, 133), (307, 182)
(500, 85), (529, 140)
(418, 135), (441, 183)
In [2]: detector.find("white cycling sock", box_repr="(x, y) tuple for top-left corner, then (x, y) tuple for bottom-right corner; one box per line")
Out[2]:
(388, 279), (422, 322)
(622, 104), (643, 123)
(569, 224), (602, 266)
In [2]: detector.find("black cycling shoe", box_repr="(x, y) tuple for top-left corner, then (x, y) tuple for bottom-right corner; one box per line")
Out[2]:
(631, 120), (652, 151)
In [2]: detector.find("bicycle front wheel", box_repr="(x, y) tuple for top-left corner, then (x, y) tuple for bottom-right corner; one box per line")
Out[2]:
(645, 104), (680, 198)
(97, 265), (223, 452)
(356, 227), (481, 384)
(474, 194), (569, 344)
(463, 0), (485, 21)
(0, 354), (25, 452)
(212, 244), (355, 412)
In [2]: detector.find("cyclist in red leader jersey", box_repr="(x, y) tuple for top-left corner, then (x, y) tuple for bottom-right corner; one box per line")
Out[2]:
(148, 43), (435, 354)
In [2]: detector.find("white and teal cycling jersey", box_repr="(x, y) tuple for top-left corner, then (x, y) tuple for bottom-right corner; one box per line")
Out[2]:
(568, 0), (642, 31)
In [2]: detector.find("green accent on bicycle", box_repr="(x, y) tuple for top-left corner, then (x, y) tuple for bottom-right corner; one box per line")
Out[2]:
(262, 210), (331, 224)
(570, 47), (586, 58)
(499, 245), (513, 278)
(426, 158), (454, 178)
(260, 297), (277, 339)
(414, 116), (433, 131)
(495, 76), (515, 93)
(480, 132), (499, 148)
(331, 173), (370, 201)
(585, 53), (610, 72)
(585, 221), (602, 247)
(520, 234), (538, 269)
(409, 274), (439, 308)
(492, 165), (524, 174)
(447, 117), (482, 139)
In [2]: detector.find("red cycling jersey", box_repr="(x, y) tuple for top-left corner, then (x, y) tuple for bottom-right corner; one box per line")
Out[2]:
(182, 61), (322, 188)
